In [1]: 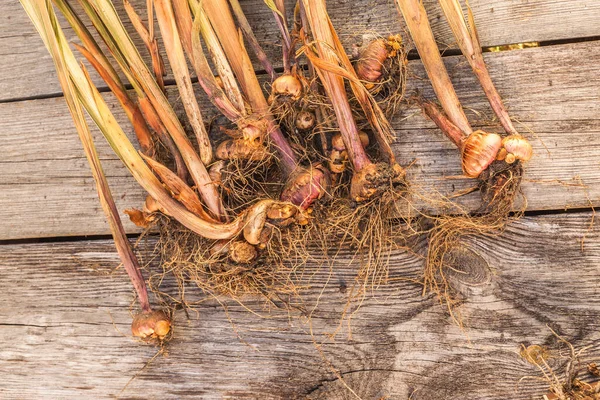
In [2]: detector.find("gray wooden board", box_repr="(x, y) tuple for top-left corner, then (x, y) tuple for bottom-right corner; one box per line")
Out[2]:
(2, 0), (600, 101)
(1, 41), (599, 240)
(1, 212), (599, 399)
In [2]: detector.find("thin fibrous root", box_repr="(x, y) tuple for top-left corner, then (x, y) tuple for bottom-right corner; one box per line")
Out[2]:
(424, 162), (524, 324)
(149, 213), (314, 312)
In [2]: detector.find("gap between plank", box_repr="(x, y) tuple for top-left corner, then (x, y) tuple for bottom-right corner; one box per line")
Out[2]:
(0, 207), (595, 246)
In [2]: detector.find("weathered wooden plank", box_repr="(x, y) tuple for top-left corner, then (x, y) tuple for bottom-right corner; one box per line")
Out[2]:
(2, 41), (599, 240)
(2, 0), (600, 101)
(1, 212), (599, 399)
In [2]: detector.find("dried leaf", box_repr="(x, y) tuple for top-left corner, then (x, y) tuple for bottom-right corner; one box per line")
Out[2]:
(80, 0), (224, 218)
(141, 153), (218, 222)
(154, 0), (213, 165)
(21, 0), (151, 310)
(262, 0), (283, 18)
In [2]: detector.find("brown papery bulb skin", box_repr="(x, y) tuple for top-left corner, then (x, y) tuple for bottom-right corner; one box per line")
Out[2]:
(257, 225), (273, 250)
(500, 134), (533, 164)
(295, 111), (316, 132)
(131, 310), (171, 340)
(350, 162), (405, 202)
(269, 74), (303, 104)
(229, 241), (257, 264)
(280, 165), (331, 209)
(461, 130), (503, 178)
(267, 203), (297, 221)
(143, 195), (164, 214)
(355, 39), (389, 84)
(240, 119), (268, 143)
(329, 132), (370, 174)
(216, 139), (270, 161)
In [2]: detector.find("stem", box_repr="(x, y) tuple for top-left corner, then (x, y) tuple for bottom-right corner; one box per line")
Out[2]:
(227, 0), (277, 80)
(53, 0), (121, 89)
(268, 120), (297, 176)
(174, 0), (246, 121)
(419, 99), (466, 148)
(27, 0), (152, 312)
(202, 0), (299, 176)
(82, 0), (225, 219)
(472, 63), (517, 135)
(301, 0), (372, 172)
(191, 0), (247, 115)
(300, 0), (396, 165)
(74, 43), (155, 155)
(138, 96), (190, 182)
(299, 4), (328, 157)
(123, 0), (166, 90)
(273, 0), (292, 73)
(395, 0), (472, 135)
(171, 0), (194, 57)
(155, 0), (213, 165)
(141, 154), (218, 222)
(438, 0), (518, 135)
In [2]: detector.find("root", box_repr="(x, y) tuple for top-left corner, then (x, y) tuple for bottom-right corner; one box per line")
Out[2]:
(520, 327), (600, 400)
(270, 81), (334, 164)
(211, 155), (279, 215)
(423, 161), (525, 325)
(311, 175), (415, 324)
(147, 214), (314, 313)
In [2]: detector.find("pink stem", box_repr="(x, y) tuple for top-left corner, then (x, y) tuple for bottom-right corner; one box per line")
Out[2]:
(471, 59), (518, 135)
(228, 0), (277, 81)
(395, 0), (472, 135)
(419, 99), (466, 148)
(204, 0), (299, 177)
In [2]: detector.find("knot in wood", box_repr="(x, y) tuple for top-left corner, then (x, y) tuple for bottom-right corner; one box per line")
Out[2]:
(444, 247), (492, 288)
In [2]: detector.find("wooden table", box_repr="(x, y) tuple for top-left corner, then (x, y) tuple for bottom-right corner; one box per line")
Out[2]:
(1, 1), (600, 398)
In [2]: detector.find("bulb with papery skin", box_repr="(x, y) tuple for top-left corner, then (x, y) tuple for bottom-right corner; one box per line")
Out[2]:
(461, 130), (503, 177)
(500, 134), (533, 164)
(329, 132), (370, 173)
(280, 165), (331, 209)
(131, 310), (171, 340)
(355, 39), (389, 84)
(216, 139), (270, 161)
(354, 35), (403, 91)
(269, 74), (303, 104)
(229, 241), (257, 264)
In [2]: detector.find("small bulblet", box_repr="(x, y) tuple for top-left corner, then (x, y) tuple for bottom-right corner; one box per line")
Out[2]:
(355, 39), (389, 84)
(329, 132), (369, 173)
(461, 130), (502, 177)
(500, 134), (533, 164)
(331, 131), (369, 151)
(295, 110), (316, 131)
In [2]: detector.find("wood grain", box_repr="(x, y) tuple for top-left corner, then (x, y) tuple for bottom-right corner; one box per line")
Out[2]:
(2, 41), (599, 240)
(1, 212), (599, 399)
(2, 0), (600, 101)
